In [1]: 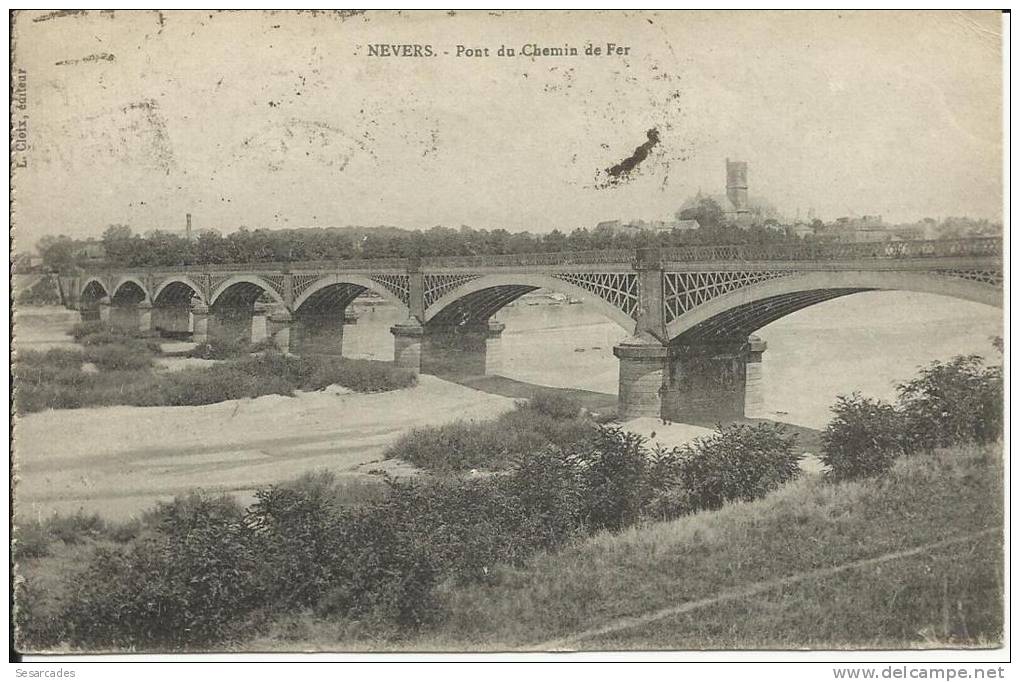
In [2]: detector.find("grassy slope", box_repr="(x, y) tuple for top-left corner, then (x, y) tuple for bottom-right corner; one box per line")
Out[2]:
(253, 442), (1003, 651)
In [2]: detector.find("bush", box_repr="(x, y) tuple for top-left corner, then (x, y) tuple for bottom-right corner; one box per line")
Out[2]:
(568, 426), (649, 532)
(16, 276), (61, 305)
(645, 422), (802, 518)
(389, 401), (594, 472)
(61, 493), (262, 651)
(526, 392), (582, 420)
(302, 357), (417, 393)
(70, 320), (109, 340)
(43, 510), (107, 545)
(821, 393), (906, 481)
(187, 338), (253, 360)
(246, 471), (352, 611)
(82, 343), (153, 371)
(14, 577), (65, 651)
(13, 522), (51, 559)
(897, 355), (1003, 451)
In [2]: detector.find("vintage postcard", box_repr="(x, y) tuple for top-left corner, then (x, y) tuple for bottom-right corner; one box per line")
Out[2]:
(9, 9), (1005, 660)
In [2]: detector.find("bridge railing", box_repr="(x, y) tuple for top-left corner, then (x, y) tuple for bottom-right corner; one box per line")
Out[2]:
(659, 237), (1003, 263)
(421, 249), (635, 268)
(78, 238), (1001, 275)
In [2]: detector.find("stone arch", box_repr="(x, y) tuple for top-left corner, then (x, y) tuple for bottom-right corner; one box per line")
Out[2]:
(292, 274), (409, 315)
(208, 275), (285, 308)
(424, 273), (637, 332)
(665, 269), (1002, 344)
(153, 276), (205, 306)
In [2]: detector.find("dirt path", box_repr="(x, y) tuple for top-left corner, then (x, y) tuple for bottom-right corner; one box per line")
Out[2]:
(526, 528), (1000, 651)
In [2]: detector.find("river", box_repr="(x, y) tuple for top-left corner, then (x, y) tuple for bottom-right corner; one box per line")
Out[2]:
(11, 293), (1001, 519)
(345, 290), (1001, 430)
(15, 289), (1002, 431)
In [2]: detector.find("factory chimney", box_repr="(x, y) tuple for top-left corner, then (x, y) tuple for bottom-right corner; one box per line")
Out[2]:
(186, 213), (193, 241)
(725, 159), (749, 214)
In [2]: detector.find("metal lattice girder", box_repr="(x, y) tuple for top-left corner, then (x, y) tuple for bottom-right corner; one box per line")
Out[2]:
(212, 281), (271, 309)
(369, 274), (411, 306)
(80, 277), (109, 303)
(553, 273), (640, 319)
(663, 271), (795, 324)
(262, 274), (286, 298)
(110, 279), (147, 304)
(937, 270), (1004, 287)
(294, 282), (367, 315)
(151, 279), (199, 305)
(423, 274), (482, 308)
(292, 274), (321, 300)
(428, 285), (536, 328)
(675, 288), (870, 344)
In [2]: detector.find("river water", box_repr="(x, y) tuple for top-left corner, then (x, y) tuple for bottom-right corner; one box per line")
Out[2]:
(15, 290), (1002, 431)
(346, 290), (1002, 430)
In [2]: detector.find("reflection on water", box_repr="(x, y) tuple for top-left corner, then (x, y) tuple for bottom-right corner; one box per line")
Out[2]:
(16, 289), (1002, 430)
(346, 291), (1001, 429)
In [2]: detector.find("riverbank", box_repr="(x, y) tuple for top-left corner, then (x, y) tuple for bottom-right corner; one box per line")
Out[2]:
(13, 376), (518, 520)
(245, 442), (1003, 651)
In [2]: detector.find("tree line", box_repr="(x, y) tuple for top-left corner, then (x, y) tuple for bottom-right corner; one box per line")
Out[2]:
(34, 197), (799, 272)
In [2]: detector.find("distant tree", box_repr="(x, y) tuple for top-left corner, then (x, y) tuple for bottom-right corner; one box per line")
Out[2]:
(542, 229), (567, 252)
(194, 230), (229, 264)
(36, 235), (79, 272)
(678, 197), (726, 230)
(102, 224), (137, 264)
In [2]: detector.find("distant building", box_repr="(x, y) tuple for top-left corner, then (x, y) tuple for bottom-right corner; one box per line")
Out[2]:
(77, 241), (106, 261)
(594, 218), (700, 235)
(146, 213), (199, 241)
(786, 222), (814, 238)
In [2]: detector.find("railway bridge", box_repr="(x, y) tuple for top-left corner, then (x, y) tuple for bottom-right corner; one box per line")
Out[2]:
(62, 238), (1003, 422)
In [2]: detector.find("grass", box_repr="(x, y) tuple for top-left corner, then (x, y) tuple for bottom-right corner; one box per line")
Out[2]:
(14, 341), (417, 414)
(386, 393), (591, 471)
(248, 441), (1002, 651)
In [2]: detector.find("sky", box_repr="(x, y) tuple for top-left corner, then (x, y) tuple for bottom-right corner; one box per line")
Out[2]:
(11, 10), (1004, 248)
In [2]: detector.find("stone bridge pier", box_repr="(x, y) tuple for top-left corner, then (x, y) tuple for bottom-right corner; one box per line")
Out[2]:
(152, 304), (192, 337)
(613, 335), (766, 422)
(390, 319), (505, 378)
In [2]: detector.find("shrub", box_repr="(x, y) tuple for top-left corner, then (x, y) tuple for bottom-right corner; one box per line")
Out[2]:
(820, 393), (906, 481)
(13, 522), (51, 559)
(20, 348), (85, 371)
(897, 355), (1003, 451)
(302, 357), (417, 393)
(70, 320), (109, 340)
(14, 577), (65, 651)
(246, 471), (351, 610)
(106, 518), (144, 543)
(82, 343), (153, 371)
(43, 510), (107, 545)
(61, 493), (262, 651)
(645, 422), (802, 517)
(16, 276), (61, 305)
(526, 392), (582, 420)
(187, 338), (253, 360)
(389, 401), (594, 472)
(568, 426), (649, 532)
(158, 368), (260, 405)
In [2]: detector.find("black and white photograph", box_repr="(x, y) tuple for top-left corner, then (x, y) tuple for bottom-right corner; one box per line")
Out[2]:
(8, 9), (1007, 663)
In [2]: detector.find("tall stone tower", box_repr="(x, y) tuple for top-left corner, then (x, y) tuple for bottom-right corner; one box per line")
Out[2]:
(725, 159), (752, 226)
